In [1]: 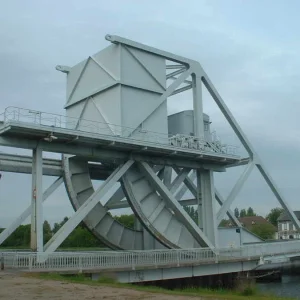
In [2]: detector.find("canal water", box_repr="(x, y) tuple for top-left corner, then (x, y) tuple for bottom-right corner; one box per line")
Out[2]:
(257, 275), (300, 299)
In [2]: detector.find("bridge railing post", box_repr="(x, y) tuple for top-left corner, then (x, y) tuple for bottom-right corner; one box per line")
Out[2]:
(131, 252), (135, 270)
(29, 254), (33, 271)
(79, 255), (82, 273)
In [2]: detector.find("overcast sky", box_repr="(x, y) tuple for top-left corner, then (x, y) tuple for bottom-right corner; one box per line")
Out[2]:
(1, 0), (300, 228)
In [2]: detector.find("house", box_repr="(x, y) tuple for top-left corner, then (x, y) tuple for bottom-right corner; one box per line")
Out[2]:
(277, 211), (300, 240)
(238, 216), (278, 239)
(238, 216), (271, 229)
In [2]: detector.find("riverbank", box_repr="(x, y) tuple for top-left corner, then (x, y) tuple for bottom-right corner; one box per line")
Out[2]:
(0, 271), (292, 300)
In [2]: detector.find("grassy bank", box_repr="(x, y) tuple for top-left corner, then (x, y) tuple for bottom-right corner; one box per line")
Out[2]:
(25, 273), (295, 300)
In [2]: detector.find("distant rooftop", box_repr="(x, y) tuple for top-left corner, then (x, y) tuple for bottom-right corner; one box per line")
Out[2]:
(238, 216), (276, 231)
(277, 211), (300, 222)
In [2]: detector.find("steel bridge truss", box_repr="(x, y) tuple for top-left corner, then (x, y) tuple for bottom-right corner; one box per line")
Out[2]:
(0, 34), (299, 257)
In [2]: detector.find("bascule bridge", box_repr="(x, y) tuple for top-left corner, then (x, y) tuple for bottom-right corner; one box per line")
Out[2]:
(1, 35), (300, 282)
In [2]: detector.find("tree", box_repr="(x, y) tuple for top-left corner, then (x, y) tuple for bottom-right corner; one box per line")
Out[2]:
(246, 207), (256, 216)
(114, 214), (135, 229)
(240, 209), (247, 218)
(220, 219), (231, 227)
(266, 207), (284, 227)
(234, 208), (239, 218)
(43, 220), (52, 244)
(250, 223), (276, 240)
(52, 222), (60, 234)
(184, 206), (198, 224)
(2, 224), (30, 247)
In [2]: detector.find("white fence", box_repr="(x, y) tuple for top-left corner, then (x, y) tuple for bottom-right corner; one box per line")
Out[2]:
(2, 241), (300, 272)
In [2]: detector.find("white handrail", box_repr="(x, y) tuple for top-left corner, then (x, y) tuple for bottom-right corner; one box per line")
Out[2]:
(2, 106), (239, 157)
(2, 241), (300, 271)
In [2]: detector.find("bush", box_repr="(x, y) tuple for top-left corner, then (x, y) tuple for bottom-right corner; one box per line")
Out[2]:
(235, 278), (257, 296)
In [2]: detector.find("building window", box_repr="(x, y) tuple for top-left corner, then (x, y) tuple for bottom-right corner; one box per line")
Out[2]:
(289, 235), (294, 239)
(284, 223), (288, 230)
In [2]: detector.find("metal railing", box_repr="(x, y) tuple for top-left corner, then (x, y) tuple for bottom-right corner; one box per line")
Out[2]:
(2, 107), (239, 157)
(2, 241), (300, 272)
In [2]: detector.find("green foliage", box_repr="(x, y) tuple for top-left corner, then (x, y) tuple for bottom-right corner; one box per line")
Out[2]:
(114, 214), (135, 229)
(266, 207), (284, 227)
(43, 220), (52, 244)
(0, 217), (104, 248)
(247, 207), (256, 216)
(250, 223), (276, 240)
(1, 224), (31, 247)
(60, 225), (104, 248)
(184, 206), (198, 224)
(234, 207), (239, 218)
(239, 284), (257, 296)
(219, 219), (231, 227)
(239, 207), (257, 218)
(240, 209), (247, 218)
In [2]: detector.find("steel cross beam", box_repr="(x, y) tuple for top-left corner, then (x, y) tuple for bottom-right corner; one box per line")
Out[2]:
(200, 71), (300, 231)
(138, 162), (215, 250)
(216, 162), (254, 225)
(44, 160), (134, 254)
(175, 170), (197, 200)
(215, 191), (242, 227)
(0, 177), (63, 245)
(174, 169), (241, 226)
(174, 167), (197, 198)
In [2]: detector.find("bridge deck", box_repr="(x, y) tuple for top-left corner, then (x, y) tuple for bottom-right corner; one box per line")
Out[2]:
(0, 121), (239, 168)
(2, 241), (300, 282)
(0, 106), (243, 169)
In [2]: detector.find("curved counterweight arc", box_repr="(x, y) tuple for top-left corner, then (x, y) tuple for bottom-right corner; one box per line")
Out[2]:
(122, 165), (201, 249)
(62, 155), (144, 250)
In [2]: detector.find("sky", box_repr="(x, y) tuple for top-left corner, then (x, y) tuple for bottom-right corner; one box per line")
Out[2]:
(1, 0), (300, 228)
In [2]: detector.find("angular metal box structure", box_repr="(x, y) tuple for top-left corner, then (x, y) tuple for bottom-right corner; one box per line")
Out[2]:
(65, 43), (168, 142)
(168, 110), (211, 141)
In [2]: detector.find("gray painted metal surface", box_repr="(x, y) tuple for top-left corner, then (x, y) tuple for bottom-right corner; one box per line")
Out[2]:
(0, 33), (298, 276)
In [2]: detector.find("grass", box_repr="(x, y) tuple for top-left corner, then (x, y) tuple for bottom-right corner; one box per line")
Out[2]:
(24, 273), (296, 300)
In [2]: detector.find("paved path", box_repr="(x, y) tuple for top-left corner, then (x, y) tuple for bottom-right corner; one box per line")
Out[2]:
(0, 271), (205, 300)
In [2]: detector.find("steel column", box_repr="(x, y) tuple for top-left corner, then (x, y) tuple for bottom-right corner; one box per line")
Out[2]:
(163, 166), (172, 189)
(192, 74), (204, 138)
(30, 147), (43, 252)
(200, 170), (218, 247)
(196, 170), (203, 228)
